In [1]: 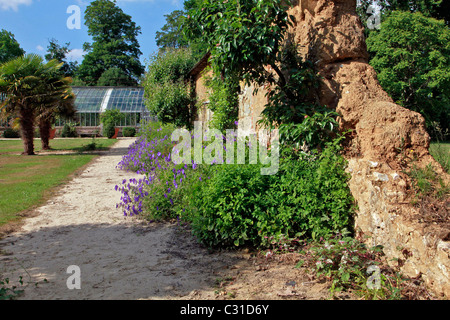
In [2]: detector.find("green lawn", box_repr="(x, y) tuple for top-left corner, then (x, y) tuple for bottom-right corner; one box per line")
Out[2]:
(430, 142), (449, 173)
(0, 138), (115, 154)
(0, 138), (118, 227)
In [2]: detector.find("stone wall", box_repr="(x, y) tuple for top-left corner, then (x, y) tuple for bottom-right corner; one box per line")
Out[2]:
(237, 83), (268, 137)
(191, 67), (214, 127)
(288, 0), (449, 298)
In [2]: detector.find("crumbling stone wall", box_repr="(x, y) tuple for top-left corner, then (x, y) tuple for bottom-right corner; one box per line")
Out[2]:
(288, 0), (449, 298)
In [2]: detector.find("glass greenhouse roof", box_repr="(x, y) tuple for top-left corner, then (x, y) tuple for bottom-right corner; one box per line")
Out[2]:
(72, 87), (146, 113)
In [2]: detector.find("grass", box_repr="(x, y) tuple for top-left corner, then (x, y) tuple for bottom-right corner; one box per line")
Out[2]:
(0, 138), (118, 228)
(0, 138), (116, 154)
(429, 142), (449, 173)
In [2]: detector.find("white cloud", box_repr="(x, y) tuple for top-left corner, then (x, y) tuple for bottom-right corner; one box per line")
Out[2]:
(0, 0), (32, 12)
(66, 49), (86, 62)
(36, 45), (44, 51)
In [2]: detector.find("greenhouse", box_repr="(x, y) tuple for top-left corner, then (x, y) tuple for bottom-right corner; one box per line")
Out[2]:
(55, 86), (148, 128)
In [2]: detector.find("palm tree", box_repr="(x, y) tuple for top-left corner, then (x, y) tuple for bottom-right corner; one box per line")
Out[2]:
(0, 54), (71, 155)
(37, 77), (76, 150)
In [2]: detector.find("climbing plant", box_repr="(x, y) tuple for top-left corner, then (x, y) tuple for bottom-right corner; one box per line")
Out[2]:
(204, 69), (240, 131)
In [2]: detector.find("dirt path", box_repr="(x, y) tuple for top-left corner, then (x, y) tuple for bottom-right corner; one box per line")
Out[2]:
(0, 138), (334, 300)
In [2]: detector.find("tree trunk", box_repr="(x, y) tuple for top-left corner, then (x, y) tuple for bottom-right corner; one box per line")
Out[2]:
(39, 118), (51, 150)
(19, 107), (35, 155)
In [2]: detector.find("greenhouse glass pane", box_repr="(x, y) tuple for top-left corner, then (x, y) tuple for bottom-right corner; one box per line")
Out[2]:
(72, 87), (108, 112)
(105, 87), (145, 112)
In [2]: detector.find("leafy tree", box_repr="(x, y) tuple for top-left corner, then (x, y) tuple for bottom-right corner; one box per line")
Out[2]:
(97, 67), (136, 86)
(143, 48), (196, 129)
(185, 0), (292, 86)
(0, 54), (74, 154)
(77, 0), (144, 86)
(367, 11), (450, 139)
(156, 10), (189, 50)
(378, 0), (449, 24)
(0, 29), (25, 64)
(185, 0), (329, 140)
(45, 39), (79, 77)
(356, 0), (449, 25)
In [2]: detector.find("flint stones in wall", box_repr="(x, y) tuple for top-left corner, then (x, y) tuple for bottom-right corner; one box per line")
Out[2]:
(347, 158), (450, 298)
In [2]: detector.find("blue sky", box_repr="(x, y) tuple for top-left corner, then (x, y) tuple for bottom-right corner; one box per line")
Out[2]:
(0, 0), (184, 66)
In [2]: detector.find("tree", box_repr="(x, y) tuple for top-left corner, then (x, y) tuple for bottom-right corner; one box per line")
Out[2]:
(156, 10), (189, 50)
(0, 54), (73, 154)
(77, 0), (144, 86)
(45, 38), (79, 77)
(356, 0), (450, 25)
(0, 29), (25, 64)
(37, 82), (76, 150)
(143, 48), (196, 128)
(156, 5), (208, 60)
(378, 0), (449, 24)
(185, 0), (295, 88)
(367, 11), (450, 139)
(97, 67), (136, 86)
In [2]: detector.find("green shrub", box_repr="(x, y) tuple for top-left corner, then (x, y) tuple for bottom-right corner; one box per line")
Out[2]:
(100, 109), (125, 127)
(2, 128), (20, 138)
(185, 139), (355, 248)
(61, 122), (77, 138)
(103, 122), (116, 139)
(122, 127), (136, 137)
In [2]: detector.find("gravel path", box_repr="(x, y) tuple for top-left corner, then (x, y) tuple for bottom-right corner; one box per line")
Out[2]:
(0, 138), (239, 300)
(0, 138), (334, 301)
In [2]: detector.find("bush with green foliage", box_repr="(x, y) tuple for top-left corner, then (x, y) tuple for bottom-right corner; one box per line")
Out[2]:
(367, 11), (450, 140)
(185, 137), (354, 248)
(103, 122), (116, 139)
(100, 109), (125, 127)
(2, 128), (20, 138)
(122, 127), (136, 137)
(61, 122), (77, 138)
